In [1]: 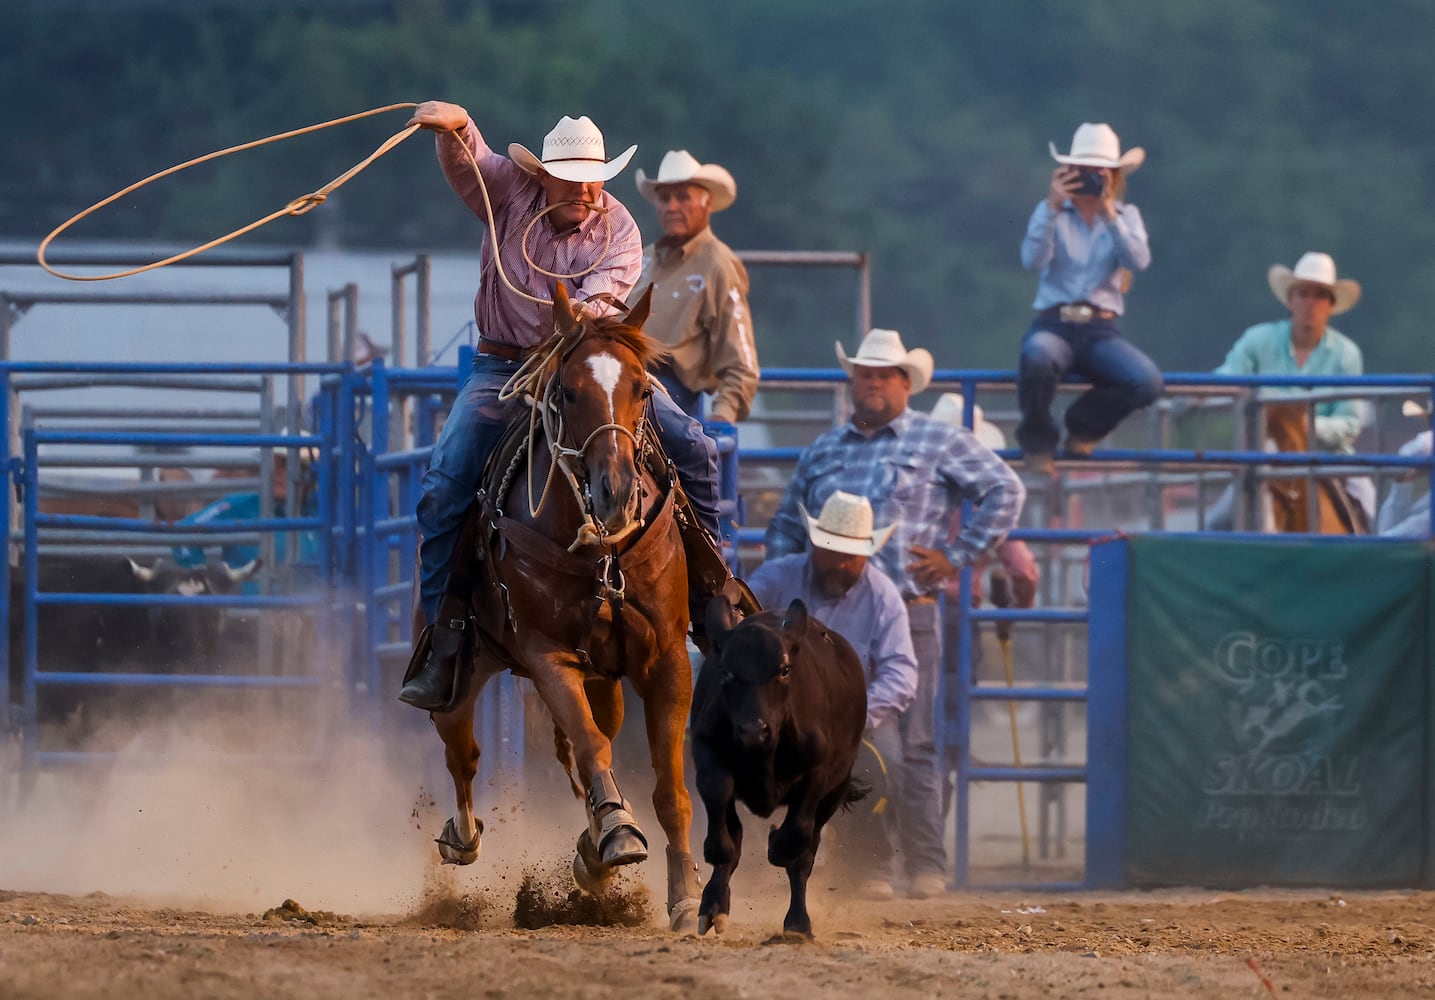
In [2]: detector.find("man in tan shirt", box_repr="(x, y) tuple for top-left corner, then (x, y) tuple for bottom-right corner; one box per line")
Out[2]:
(631, 150), (759, 424)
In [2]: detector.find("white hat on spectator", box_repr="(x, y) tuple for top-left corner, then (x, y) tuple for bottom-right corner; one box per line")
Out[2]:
(834, 328), (934, 394)
(635, 150), (737, 212)
(1049, 122), (1145, 173)
(930, 392), (1007, 451)
(1268, 252), (1362, 315)
(800, 491), (895, 557)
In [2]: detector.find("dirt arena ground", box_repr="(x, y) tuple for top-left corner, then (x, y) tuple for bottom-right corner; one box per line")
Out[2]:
(6, 884), (1435, 998)
(5, 718), (1435, 999)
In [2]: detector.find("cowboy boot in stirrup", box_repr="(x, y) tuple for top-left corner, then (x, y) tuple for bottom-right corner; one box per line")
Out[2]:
(398, 616), (471, 712)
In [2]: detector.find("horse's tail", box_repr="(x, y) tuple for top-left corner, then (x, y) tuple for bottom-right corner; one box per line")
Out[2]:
(554, 722), (584, 799)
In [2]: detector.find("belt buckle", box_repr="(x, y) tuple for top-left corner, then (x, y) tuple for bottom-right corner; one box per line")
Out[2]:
(1059, 304), (1094, 324)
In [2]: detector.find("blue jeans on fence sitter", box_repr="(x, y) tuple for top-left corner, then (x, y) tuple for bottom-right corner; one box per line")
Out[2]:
(1015, 316), (1164, 455)
(416, 351), (724, 623)
(866, 599), (948, 883)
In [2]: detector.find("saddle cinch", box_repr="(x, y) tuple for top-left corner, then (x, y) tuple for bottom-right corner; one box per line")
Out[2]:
(403, 400), (759, 713)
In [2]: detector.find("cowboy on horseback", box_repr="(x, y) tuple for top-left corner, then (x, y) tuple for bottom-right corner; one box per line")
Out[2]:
(399, 101), (730, 712)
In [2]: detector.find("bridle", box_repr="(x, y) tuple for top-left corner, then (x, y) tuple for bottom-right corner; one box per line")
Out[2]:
(497, 322), (653, 552)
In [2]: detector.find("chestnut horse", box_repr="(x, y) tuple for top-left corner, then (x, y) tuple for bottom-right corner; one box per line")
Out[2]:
(425, 286), (701, 930)
(1263, 402), (1369, 534)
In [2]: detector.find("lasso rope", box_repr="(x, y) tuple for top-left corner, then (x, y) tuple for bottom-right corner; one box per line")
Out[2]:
(37, 102), (614, 303)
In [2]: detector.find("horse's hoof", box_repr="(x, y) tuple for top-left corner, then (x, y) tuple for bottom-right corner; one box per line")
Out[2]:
(572, 842), (614, 894)
(599, 827), (648, 868)
(435, 817), (481, 865)
(669, 896), (700, 933)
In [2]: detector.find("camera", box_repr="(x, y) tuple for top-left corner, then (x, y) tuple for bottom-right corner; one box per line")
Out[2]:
(1072, 168), (1106, 197)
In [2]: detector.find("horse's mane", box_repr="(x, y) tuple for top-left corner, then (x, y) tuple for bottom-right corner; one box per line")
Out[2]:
(534, 314), (667, 384)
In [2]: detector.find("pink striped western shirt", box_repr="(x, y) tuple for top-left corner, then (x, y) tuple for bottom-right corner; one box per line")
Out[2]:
(436, 121), (643, 349)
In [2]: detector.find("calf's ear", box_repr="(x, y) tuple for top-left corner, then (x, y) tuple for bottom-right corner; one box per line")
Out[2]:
(781, 599), (809, 639)
(705, 593), (740, 641)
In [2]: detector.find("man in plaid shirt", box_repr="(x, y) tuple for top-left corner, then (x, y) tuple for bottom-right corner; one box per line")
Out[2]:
(764, 329), (1025, 898)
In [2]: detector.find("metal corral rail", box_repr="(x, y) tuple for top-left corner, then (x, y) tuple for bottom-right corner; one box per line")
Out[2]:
(1, 361), (354, 782)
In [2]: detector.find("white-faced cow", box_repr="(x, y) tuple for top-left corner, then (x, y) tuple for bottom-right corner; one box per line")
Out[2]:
(690, 595), (867, 939)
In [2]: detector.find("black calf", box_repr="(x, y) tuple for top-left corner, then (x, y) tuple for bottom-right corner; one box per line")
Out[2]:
(690, 595), (867, 938)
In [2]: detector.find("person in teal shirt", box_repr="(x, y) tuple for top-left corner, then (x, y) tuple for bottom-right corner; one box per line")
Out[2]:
(1210, 252), (1372, 526)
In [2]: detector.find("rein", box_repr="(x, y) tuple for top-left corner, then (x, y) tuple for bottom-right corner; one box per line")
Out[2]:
(38, 103), (614, 301)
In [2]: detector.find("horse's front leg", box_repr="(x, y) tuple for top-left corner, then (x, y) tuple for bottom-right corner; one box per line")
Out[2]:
(525, 653), (648, 879)
(430, 664), (496, 865)
(638, 651), (700, 930)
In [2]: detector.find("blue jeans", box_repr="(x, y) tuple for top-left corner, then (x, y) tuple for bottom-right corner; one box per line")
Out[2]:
(1015, 317), (1164, 455)
(652, 363), (704, 421)
(416, 352), (723, 622)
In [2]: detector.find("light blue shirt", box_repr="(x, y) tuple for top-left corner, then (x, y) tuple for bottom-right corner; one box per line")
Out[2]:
(1021, 199), (1151, 313)
(747, 553), (918, 730)
(1216, 319), (1367, 451)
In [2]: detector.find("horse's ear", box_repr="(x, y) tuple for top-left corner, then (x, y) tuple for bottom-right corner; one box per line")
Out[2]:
(625, 284), (655, 330)
(705, 592), (740, 642)
(781, 599), (809, 639)
(553, 283), (578, 334)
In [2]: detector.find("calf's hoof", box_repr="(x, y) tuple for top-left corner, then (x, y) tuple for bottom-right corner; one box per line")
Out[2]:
(697, 910), (729, 937)
(435, 817), (482, 865)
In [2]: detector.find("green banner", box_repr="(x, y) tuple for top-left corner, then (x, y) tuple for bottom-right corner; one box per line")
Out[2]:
(1125, 536), (1430, 887)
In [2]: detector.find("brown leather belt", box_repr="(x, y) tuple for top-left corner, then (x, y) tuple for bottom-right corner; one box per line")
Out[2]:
(478, 337), (524, 361)
(1043, 302), (1117, 324)
(904, 594), (937, 606)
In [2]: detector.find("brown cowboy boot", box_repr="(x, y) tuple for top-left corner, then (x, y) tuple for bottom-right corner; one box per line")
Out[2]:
(678, 506), (760, 652)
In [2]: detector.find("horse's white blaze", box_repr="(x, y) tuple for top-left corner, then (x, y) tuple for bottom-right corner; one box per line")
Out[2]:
(587, 353), (622, 423)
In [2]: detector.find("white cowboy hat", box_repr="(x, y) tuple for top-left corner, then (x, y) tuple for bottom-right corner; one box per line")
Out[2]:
(635, 150), (737, 212)
(1267, 251), (1362, 315)
(801, 491), (896, 557)
(508, 115), (637, 184)
(834, 328), (934, 395)
(1049, 122), (1145, 174)
(929, 392), (1007, 451)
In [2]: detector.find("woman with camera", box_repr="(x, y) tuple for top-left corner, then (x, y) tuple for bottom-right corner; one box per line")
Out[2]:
(1015, 122), (1163, 474)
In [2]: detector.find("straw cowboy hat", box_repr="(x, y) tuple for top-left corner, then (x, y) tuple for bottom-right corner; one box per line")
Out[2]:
(834, 328), (934, 394)
(1267, 252), (1362, 315)
(930, 392), (1007, 451)
(635, 150), (737, 212)
(508, 115), (637, 183)
(801, 491), (896, 557)
(1049, 122), (1145, 174)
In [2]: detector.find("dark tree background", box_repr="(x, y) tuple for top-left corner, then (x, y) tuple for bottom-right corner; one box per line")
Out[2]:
(6, 0), (1433, 373)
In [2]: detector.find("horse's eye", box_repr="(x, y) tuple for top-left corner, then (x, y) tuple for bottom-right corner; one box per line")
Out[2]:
(561, 387), (576, 405)
(778, 657), (791, 679)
